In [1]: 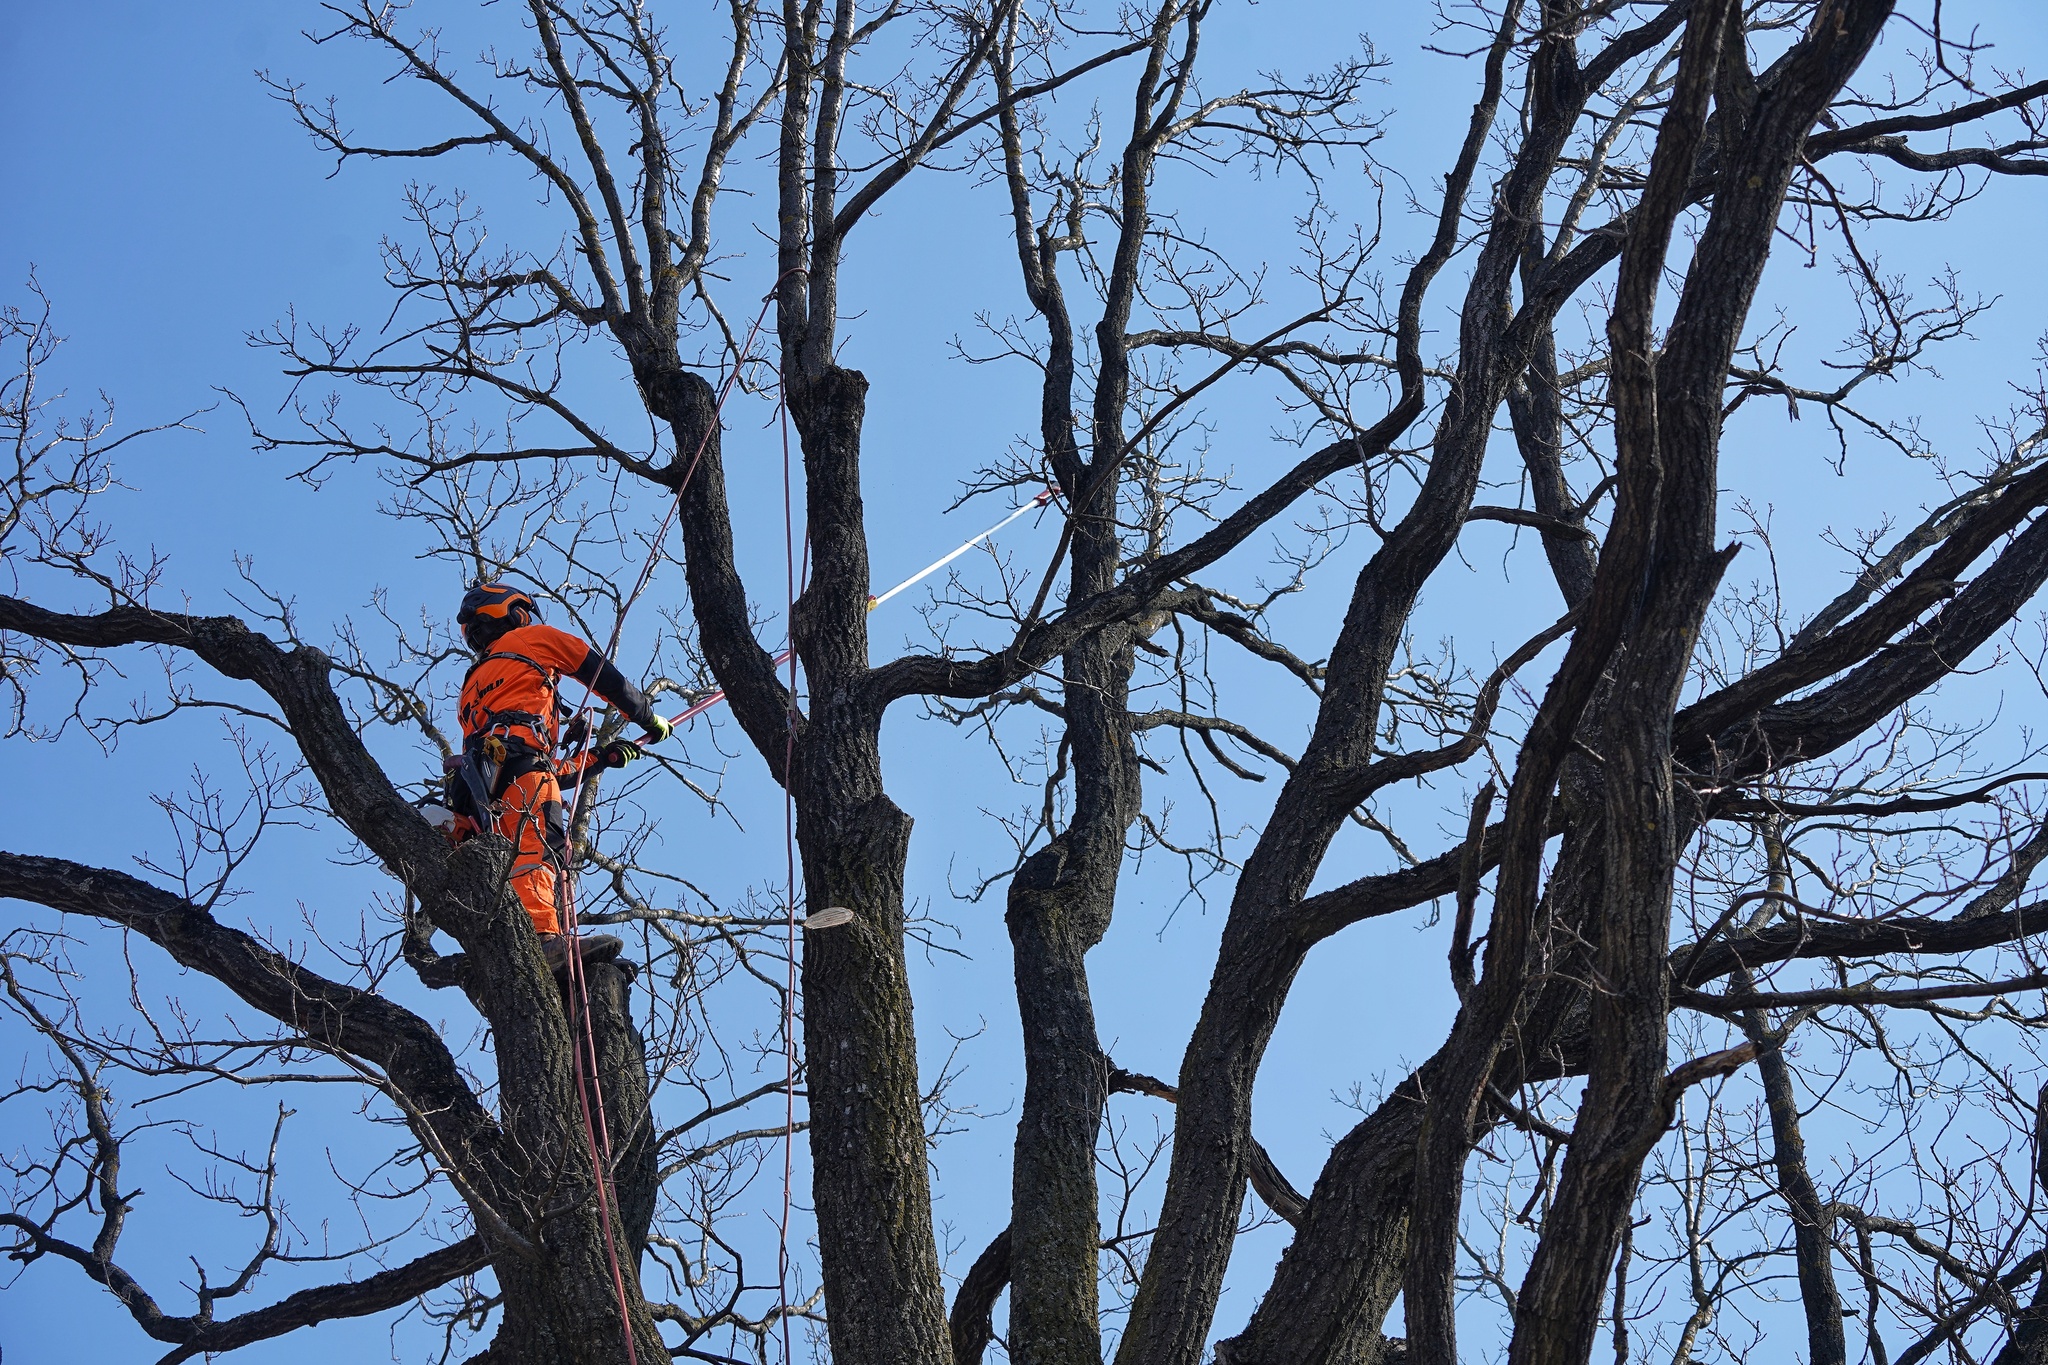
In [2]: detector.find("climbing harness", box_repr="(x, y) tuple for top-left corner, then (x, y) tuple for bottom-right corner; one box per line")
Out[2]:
(445, 648), (567, 827)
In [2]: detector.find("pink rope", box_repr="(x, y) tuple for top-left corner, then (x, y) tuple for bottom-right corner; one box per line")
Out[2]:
(777, 391), (804, 1365)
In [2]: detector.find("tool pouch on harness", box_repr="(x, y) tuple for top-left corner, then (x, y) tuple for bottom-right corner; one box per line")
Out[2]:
(442, 716), (552, 831)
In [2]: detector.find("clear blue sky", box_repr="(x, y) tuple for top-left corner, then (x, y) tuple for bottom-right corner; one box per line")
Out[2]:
(8, 3), (2048, 1362)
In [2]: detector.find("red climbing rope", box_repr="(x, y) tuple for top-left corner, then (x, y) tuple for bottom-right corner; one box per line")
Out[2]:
(777, 391), (806, 1365)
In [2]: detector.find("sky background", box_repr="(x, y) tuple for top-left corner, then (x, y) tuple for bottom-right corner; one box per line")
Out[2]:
(8, 2), (2048, 1362)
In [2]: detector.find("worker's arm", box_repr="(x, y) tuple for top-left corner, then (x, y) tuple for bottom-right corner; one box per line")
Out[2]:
(570, 648), (661, 732)
(512, 624), (663, 733)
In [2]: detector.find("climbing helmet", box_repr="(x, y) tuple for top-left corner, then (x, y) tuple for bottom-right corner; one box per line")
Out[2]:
(458, 582), (540, 646)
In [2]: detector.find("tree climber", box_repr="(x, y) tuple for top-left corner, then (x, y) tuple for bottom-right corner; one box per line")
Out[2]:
(447, 582), (673, 975)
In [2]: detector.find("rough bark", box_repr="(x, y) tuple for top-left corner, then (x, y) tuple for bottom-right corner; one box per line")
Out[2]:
(1506, 10), (1891, 1363)
(1222, 783), (1610, 1365)
(786, 373), (953, 1365)
(1214, 1073), (1422, 1365)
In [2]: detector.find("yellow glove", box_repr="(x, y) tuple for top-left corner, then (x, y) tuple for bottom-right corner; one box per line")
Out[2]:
(645, 713), (674, 744)
(601, 739), (646, 768)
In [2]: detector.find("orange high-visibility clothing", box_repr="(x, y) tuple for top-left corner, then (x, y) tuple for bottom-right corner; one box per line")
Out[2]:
(457, 622), (660, 935)
(499, 767), (569, 934)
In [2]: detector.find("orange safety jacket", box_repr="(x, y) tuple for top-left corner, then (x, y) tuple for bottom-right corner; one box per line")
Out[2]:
(458, 622), (662, 754)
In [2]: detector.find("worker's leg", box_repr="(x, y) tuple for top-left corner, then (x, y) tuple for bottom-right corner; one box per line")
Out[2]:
(497, 767), (567, 935)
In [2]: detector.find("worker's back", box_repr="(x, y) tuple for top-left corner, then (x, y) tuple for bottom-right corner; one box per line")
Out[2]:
(458, 621), (592, 746)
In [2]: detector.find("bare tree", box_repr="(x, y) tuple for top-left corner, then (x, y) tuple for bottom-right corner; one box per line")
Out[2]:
(16, 2), (2048, 1364)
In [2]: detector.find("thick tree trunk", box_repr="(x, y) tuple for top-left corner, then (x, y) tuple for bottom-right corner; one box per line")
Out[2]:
(488, 1267), (661, 1364)
(488, 1132), (668, 1365)
(413, 850), (670, 1364)
(796, 739), (948, 1365)
(1002, 707), (1134, 1365)
(792, 367), (952, 1365)
(1214, 1076), (1421, 1365)
(1503, 677), (1694, 1365)
(451, 894), (666, 1364)
(663, 330), (953, 1365)
(586, 964), (663, 1263)
(1114, 915), (1315, 1365)
(1005, 860), (1114, 1365)
(1003, 310), (1140, 1362)
(1004, 615), (1135, 1365)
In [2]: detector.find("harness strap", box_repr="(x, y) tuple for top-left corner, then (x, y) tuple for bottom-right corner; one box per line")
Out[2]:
(461, 647), (559, 687)
(463, 648), (565, 746)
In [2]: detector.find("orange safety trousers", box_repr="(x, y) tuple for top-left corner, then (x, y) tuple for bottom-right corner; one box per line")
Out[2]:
(498, 766), (569, 935)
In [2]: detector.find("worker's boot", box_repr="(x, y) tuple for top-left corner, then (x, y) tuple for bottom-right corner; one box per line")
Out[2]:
(539, 931), (626, 977)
